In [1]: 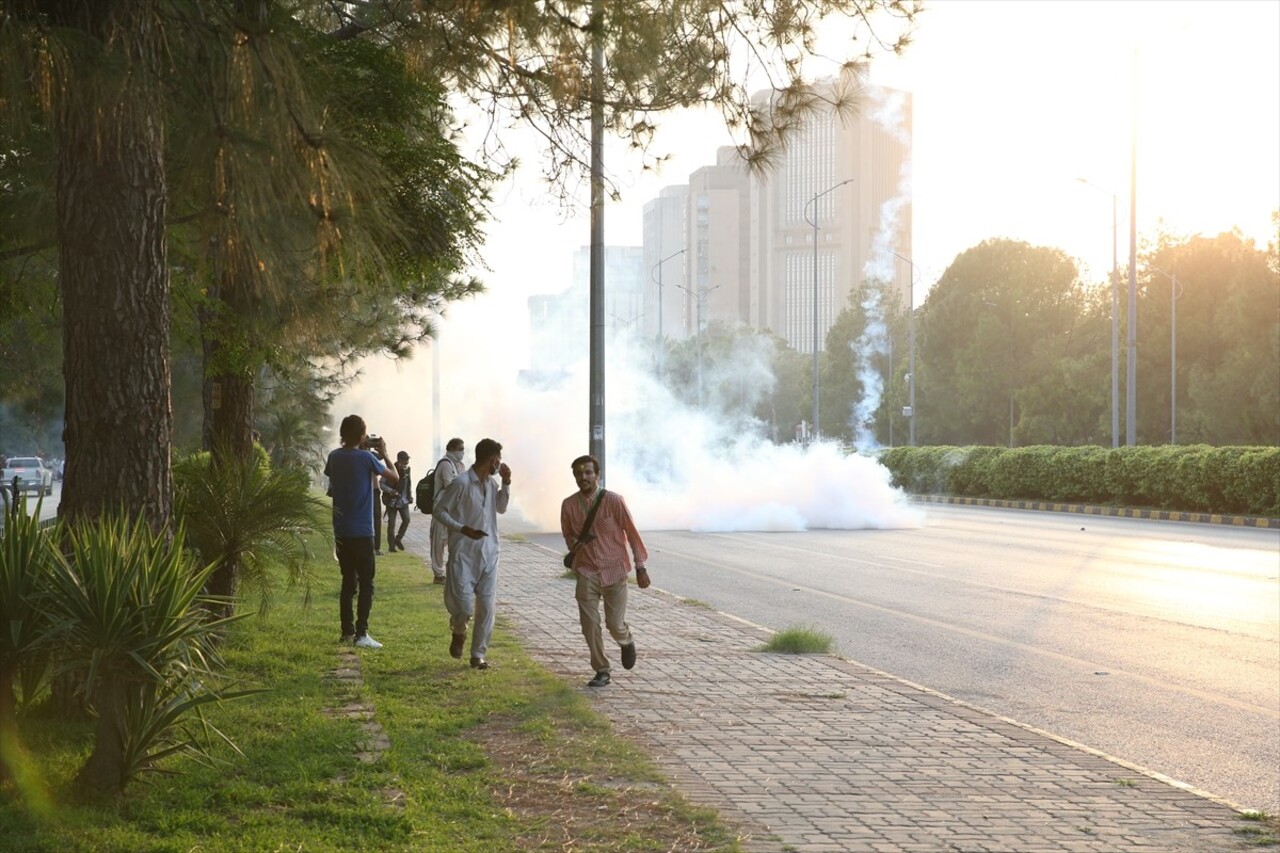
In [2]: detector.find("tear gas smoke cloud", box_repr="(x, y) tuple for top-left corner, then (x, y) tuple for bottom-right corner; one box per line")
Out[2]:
(849, 86), (912, 449)
(336, 296), (922, 535)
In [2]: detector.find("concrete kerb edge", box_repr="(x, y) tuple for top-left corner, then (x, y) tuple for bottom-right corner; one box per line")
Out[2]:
(516, 537), (1255, 820)
(914, 494), (1280, 529)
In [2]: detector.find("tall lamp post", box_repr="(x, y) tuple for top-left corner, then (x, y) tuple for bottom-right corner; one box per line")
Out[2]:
(650, 248), (686, 377)
(1077, 178), (1120, 448)
(802, 177), (855, 439)
(1151, 265), (1181, 444)
(891, 251), (917, 446)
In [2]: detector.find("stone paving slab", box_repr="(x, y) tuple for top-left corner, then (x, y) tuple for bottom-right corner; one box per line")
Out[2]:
(400, 528), (1256, 852)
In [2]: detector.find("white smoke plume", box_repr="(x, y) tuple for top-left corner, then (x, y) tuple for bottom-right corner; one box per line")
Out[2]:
(850, 85), (913, 449)
(335, 295), (922, 535)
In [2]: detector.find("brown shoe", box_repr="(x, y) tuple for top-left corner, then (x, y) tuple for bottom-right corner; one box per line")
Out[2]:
(449, 633), (465, 659)
(470, 657), (489, 670)
(432, 575), (446, 585)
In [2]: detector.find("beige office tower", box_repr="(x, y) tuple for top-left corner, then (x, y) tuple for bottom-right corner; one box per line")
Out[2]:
(751, 83), (913, 353)
(641, 82), (911, 353)
(642, 185), (690, 341)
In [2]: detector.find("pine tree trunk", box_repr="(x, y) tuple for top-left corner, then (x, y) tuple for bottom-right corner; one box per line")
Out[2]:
(53, 0), (173, 534)
(200, 284), (256, 619)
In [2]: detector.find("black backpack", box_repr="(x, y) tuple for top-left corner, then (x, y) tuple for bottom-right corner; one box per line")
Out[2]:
(415, 469), (436, 514)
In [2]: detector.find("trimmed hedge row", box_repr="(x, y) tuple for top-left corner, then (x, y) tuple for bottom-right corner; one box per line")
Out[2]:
(877, 445), (1280, 518)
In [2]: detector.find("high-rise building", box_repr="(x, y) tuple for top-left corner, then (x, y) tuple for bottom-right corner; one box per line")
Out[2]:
(641, 82), (912, 354)
(686, 148), (751, 336)
(641, 185), (689, 340)
(754, 83), (913, 354)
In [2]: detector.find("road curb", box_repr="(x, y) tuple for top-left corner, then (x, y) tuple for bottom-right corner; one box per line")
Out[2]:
(913, 494), (1279, 528)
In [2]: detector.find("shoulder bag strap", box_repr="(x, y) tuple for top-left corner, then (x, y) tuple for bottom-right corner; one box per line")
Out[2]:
(570, 489), (606, 552)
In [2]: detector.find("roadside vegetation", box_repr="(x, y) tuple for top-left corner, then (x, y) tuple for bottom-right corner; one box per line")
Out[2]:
(0, 542), (741, 851)
(759, 627), (835, 655)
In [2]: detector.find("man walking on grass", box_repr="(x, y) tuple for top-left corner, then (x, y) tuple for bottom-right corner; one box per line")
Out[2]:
(560, 454), (649, 687)
(325, 414), (399, 650)
(433, 438), (510, 670)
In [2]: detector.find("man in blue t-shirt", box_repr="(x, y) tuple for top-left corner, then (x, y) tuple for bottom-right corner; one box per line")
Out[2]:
(325, 414), (399, 649)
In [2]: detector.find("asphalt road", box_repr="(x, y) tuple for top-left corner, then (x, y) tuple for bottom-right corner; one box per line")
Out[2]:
(527, 504), (1280, 812)
(1, 480), (60, 523)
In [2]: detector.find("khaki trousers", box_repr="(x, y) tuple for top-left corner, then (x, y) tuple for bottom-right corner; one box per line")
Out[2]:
(575, 570), (633, 673)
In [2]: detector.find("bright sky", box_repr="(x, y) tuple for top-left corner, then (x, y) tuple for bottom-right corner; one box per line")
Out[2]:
(337, 0), (1279, 527)
(466, 0), (1279, 324)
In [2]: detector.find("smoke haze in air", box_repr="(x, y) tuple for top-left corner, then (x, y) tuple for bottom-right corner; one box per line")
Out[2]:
(335, 294), (921, 535)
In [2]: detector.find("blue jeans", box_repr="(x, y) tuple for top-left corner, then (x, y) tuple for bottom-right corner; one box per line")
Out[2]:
(337, 537), (376, 637)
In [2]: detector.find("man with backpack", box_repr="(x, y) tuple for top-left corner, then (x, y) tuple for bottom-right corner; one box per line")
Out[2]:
(428, 437), (467, 584)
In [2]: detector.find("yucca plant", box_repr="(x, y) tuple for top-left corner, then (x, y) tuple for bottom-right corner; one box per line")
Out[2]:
(174, 445), (329, 619)
(0, 496), (58, 783)
(47, 514), (251, 798)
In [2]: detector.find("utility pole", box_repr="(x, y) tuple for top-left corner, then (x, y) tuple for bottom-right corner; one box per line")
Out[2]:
(588, 2), (606, 477)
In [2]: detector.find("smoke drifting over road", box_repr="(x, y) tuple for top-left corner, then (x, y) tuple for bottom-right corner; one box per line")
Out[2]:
(337, 298), (921, 535)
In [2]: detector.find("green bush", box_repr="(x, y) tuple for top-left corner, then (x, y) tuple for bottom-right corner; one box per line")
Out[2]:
(878, 445), (1279, 518)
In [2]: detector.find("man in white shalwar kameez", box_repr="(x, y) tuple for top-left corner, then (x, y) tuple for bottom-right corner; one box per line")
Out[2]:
(433, 437), (510, 669)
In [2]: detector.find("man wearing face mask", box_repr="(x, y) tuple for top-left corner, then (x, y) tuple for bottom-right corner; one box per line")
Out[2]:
(432, 438), (510, 670)
(428, 438), (467, 584)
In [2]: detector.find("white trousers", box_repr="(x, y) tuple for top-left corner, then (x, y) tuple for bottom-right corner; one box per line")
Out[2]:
(444, 555), (497, 659)
(429, 518), (448, 579)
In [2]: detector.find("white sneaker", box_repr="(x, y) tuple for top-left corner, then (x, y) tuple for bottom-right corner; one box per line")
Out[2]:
(354, 634), (383, 649)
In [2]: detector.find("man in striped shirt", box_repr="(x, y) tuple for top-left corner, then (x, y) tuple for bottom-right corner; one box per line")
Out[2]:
(560, 454), (649, 688)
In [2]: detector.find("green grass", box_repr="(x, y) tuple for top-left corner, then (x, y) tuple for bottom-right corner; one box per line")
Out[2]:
(758, 626), (834, 655)
(0, 548), (741, 852)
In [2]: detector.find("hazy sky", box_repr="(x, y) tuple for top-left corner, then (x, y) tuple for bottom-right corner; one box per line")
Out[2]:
(337, 0), (1279, 530)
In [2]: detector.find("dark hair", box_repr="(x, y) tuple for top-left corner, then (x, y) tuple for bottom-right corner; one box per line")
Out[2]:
(474, 438), (502, 465)
(571, 455), (599, 474)
(446, 437), (464, 452)
(339, 415), (366, 446)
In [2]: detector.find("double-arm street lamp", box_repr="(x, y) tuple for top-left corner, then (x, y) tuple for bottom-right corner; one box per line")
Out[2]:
(1150, 265), (1181, 444)
(650, 248), (686, 377)
(802, 177), (855, 439)
(1077, 177), (1121, 448)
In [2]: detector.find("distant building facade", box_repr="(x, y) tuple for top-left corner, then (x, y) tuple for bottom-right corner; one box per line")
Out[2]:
(642, 82), (913, 354)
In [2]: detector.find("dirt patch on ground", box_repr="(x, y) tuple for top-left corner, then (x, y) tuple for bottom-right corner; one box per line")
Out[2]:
(472, 716), (742, 851)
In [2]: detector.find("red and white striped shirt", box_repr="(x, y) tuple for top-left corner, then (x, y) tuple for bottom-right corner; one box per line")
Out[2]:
(560, 488), (647, 587)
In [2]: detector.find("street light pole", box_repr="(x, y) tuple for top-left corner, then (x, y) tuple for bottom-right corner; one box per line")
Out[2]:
(891, 251), (917, 446)
(650, 248), (686, 378)
(588, 1), (606, 474)
(1126, 49), (1139, 446)
(803, 177), (855, 440)
(1077, 178), (1120, 448)
(1152, 265), (1180, 444)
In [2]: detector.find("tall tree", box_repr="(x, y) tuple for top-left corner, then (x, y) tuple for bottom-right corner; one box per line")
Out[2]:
(915, 239), (1095, 446)
(1139, 231), (1279, 445)
(3, 1), (174, 530)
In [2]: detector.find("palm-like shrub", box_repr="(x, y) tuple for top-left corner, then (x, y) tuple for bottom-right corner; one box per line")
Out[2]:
(48, 515), (249, 798)
(0, 501), (58, 782)
(174, 446), (329, 618)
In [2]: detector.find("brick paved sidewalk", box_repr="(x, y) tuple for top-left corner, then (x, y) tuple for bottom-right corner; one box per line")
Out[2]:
(402, 526), (1258, 852)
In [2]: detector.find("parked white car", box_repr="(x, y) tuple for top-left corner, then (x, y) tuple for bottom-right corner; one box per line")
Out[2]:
(2, 457), (53, 496)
